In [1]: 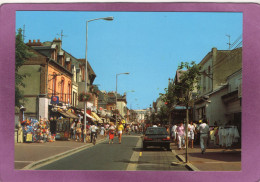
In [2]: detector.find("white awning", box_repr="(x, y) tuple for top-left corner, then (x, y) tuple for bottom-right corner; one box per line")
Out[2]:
(81, 111), (96, 121)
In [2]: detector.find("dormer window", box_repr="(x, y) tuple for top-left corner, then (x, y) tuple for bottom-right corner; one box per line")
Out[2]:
(66, 57), (71, 62)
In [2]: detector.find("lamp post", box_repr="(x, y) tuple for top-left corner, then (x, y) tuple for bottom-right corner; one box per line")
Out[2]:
(115, 72), (130, 127)
(84, 16), (113, 143)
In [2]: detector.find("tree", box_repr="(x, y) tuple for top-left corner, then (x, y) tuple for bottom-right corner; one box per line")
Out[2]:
(160, 80), (181, 125)
(157, 105), (169, 125)
(15, 28), (32, 108)
(177, 61), (201, 163)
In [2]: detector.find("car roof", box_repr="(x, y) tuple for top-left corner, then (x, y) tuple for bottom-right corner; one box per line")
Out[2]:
(147, 127), (166, 129)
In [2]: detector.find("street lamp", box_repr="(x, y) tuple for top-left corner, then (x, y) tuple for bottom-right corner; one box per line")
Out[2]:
(115, 72), (130, 127)
(84, 16), (113, 143)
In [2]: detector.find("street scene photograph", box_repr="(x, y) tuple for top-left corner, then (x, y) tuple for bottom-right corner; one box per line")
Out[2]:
(14, 11), (242, 171)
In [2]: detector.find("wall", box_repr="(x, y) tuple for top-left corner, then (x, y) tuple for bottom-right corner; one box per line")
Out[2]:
(207, 87), (228, 126)
(213, 48), (242, 90)
(199, 57), (213, 96)
(48, 65), (72, 104)
(17, 65), (41, 117)
(117, 101), (127, 118)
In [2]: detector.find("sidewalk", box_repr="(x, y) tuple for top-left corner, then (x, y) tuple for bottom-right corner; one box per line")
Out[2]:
(15, 135), (107, 170)
(170, 142), (241, 171)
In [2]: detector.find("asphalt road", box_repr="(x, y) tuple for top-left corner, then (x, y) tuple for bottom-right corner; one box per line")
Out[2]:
(37, 133), (188, 171)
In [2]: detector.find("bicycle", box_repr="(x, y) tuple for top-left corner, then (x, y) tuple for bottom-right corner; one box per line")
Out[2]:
(92, 132), (97, 145)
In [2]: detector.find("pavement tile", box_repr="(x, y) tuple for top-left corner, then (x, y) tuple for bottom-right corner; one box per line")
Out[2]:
(170, 142), (241, 171)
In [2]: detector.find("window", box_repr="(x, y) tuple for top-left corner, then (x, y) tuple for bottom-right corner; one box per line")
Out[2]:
(68, 82), (71, 104)
(60, 78), (65, 101)
(52, 73), (57, 96)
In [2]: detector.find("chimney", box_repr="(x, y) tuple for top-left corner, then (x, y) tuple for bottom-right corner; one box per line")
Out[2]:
(212, 47), (217, 64)
(29, 40), (31, 43)
(53, 38), (62, 52)
(33, 40), (36, 43)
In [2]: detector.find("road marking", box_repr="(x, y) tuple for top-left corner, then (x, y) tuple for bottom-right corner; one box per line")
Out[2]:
(126, 137), (142, 171)
(22, 138), (108, 170)
(15, 161), (34, 163)
(139, 152), (142, 157)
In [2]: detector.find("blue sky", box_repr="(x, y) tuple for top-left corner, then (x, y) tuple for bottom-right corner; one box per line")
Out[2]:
(16, 11), (243, 110)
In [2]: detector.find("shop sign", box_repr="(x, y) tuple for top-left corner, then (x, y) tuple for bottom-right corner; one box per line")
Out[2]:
(51, 96), (59, 104)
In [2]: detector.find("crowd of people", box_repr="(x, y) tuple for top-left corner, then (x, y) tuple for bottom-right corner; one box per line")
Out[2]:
(69, 121), (144, 144)
(170, 119), (216, 154)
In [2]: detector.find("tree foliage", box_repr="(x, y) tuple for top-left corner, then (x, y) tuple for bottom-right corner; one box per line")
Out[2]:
(177, 61), (201, 107)
(15, 28), (32, 108)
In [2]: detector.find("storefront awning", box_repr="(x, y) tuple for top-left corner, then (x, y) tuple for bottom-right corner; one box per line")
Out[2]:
(58, 110), (78, 119)
(66, 111), (78, 119)
(81, 111), (96, 121)
(91, 112), (103, 124)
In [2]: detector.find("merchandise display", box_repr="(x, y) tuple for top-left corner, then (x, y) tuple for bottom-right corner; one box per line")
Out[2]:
(20, 118), (55, 143)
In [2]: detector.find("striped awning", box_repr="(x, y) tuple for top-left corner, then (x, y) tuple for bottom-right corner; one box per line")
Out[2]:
(81, 111), (96, 121)
(91, 112), (103, 123)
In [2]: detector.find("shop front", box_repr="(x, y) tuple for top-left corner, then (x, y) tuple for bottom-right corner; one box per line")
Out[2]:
(50, 108), (78, 140)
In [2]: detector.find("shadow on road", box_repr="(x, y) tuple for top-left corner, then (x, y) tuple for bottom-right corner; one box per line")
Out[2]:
(133, 147), (170, 152)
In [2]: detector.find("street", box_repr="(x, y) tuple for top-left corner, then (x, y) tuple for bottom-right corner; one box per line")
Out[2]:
(35, 133), (188, 171)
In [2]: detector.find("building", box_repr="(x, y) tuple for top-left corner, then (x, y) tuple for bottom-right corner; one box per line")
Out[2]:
(15, 38), (97, 124)
(194, 47), (242, 126)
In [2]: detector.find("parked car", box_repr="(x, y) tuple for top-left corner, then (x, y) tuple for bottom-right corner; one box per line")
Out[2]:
(142, 127), (171, 151)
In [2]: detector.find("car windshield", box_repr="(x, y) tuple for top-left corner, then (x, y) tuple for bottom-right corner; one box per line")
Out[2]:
(145, 127), (168, 135)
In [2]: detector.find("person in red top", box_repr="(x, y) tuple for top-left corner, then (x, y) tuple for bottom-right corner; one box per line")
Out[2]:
(108, 123), (116, 144)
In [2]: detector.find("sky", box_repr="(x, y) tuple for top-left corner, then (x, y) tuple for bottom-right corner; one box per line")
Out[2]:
(16, 11), (243, 110)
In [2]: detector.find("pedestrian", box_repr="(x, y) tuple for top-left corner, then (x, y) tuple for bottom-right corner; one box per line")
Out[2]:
(100, 124), (105, 136)
(171, 124), (177, 143)
(76, 121), (82, 142)
(126, 124), (130, 135)
(188, 121), (196, 149)
(17, 123), (23, 143)
(117, 121), (124, 144)
(176, 122), (185, 150)
(135, 125), (138, 133)
(104, 123), (109, 136)
(132, 124), (135, 133)
(70, 121), (75, 140)
(90, 123), (98, 143)
(199, 119), (210, 154)
(108, 123), (116, 144)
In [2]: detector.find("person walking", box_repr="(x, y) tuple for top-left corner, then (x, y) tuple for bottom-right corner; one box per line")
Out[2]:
(100, 125), (105, 136)
(108, 123), (116, 144)
(188, 121), (196, 149)
(199, 119), (210, 154)
(76, 121), (82, 142)
(176, 122), (185, 150)
(171, 124), (177, 144)
(117, 121), (124, 144)
(90, 123), (98, 143)
(70, 121), (75, 140)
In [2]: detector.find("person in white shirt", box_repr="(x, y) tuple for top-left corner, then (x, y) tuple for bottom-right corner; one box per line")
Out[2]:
(90, 124), (98, 143)
(188, 121), (196, 149)
(199, 119), (210, 154)
(171, 124), (177, 143)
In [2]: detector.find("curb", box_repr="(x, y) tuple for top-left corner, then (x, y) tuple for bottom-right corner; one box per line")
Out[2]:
(170, 147), (200, 171)
(22, 137), (108, 170)
(175, 154), (200, 171)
